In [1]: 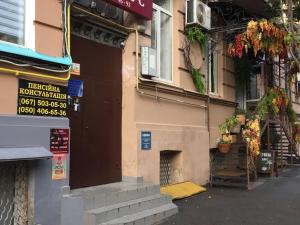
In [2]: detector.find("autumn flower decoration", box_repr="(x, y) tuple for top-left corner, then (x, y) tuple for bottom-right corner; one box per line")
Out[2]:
(228, 19), (287, 58)
(242, 117), (261, 156)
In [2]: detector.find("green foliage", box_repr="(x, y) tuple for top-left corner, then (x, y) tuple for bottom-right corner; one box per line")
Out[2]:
(219, 139), (231, 144)
(284, 33), (300, 46)
(219, 115), (238, 135)
(235, 108), (246, 115)
(284, 33), (292, 45)
(257, 89), (280, 118)
(184, 26), (207, 94)
(287, 101), (297, 126)
(256, 88), (296, 126)
(191, 67), (205, 94)
(186, 27), (206, 52)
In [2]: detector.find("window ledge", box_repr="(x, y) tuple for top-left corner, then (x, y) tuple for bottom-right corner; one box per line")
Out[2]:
(0, 42), (72, 67)
(138, 77), (208, 101)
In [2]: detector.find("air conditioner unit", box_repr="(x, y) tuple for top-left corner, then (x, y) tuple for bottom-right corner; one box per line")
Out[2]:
(186, 0), (211, 30)
(141, 47), (157, 78)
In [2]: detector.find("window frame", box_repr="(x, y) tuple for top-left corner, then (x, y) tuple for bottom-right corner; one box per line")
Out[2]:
(296, 73), (300, 95)
(246, 63), (265, 102)
(152, 2), (173, 83)
(0, 0), (35, 50)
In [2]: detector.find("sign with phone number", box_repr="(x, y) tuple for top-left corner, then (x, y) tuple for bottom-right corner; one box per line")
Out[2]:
(17, 79), (67, 117)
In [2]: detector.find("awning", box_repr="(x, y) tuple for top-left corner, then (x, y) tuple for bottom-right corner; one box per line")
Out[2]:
(0, 146), (53, 162)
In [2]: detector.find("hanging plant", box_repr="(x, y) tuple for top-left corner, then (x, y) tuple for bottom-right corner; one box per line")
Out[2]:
(191, 67), (205, 93)
(227, 19), (287, 58)
(256, 88), (289, 118)
(186, 27), (206, 52)
(242, 117), (261, 156)
(183, 26), (207, 94)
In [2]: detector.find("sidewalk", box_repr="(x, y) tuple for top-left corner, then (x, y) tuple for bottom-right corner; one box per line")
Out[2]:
(161, 167), (300, 225)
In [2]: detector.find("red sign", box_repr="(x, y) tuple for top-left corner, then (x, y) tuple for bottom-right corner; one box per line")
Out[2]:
(50, 129), (69, 154)
(107, 0), (152, 20)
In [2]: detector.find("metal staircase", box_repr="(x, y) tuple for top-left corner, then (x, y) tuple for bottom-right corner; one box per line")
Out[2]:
(260, 115), (300, 168)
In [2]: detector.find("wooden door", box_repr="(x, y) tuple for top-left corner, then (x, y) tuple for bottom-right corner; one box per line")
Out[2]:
(69, 34), (122, 189)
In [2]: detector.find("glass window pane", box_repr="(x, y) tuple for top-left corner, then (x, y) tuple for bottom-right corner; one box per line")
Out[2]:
(153, 0), (171, 11)
(210, 51), (218, 93)
(151, 10), (157, 49)
(0, 0), (25, 45)
(210, 52), (215, 93)
(160, 12), (171, 80)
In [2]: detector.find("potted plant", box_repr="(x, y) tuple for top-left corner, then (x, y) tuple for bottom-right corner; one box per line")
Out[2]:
(235, 108), (246, 125)
(219, 116), (239, 135)
(228, 116), (240, 134)
(218, 116), (239, 151)
(218, 139), (231, 154)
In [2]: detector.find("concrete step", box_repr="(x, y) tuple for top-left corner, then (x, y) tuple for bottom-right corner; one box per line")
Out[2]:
(70, 182), (160, 210)
(86, 194), (172, 224)
(100, 203), (178, 225)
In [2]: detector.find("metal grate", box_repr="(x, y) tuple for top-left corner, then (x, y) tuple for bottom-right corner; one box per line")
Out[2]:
(160, 152), (172, 186)
(14, 162), (28, 225)
(0, 162), (28, 225)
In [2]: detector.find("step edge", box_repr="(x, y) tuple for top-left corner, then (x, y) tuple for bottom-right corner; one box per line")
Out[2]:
(87, 194), (169, 214)
(99, 203), (178, 225)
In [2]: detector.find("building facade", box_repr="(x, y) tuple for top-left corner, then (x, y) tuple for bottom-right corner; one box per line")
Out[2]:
(121, 0), (236, 186)
(2, 0), (298, 225)
(0, 1), (71, 225)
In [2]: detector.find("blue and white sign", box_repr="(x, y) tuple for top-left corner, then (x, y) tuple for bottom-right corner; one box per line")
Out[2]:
(68, 79), (83, 97)
(141, 131), (151, 150)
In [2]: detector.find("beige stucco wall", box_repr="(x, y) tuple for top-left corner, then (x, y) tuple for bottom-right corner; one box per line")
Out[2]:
(209, 104), (235, 148)
(35, 0), (64, 57)
(0, 75), (18, 114)
(208, 40), (237, 148)
(122, 0), (237, 185)
(0, 0), (67, 115)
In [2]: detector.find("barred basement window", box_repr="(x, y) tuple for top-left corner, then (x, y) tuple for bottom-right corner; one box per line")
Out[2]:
(0, 0), (35, 49)
(160, 151), (182, 186)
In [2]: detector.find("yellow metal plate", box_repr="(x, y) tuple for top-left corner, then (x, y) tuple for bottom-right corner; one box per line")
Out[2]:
(160, 182), (206, 200)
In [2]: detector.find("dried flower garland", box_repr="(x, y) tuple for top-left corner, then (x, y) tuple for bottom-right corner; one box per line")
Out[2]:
(227, 19), (287, 58)
(242, 117), (261, 156)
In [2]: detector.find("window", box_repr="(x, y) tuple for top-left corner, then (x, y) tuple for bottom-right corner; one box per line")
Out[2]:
(151, 0), (172, 81)
(296, 73), (300, 94)
(246, 64), (265, 101)
(0, 0), (35, 49)
(209, 39), (218, 94)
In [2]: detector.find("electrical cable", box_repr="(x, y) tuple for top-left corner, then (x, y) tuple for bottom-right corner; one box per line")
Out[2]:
(0, 59), (30, 67)
(0, 57), (71, 73)
(0, 0), (72, 74)
(0, 0), (72, 73)
(32, 65), (71, 73)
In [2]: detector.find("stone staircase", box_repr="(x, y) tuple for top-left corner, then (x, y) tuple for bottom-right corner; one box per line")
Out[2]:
(62, 180), (178, 225)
